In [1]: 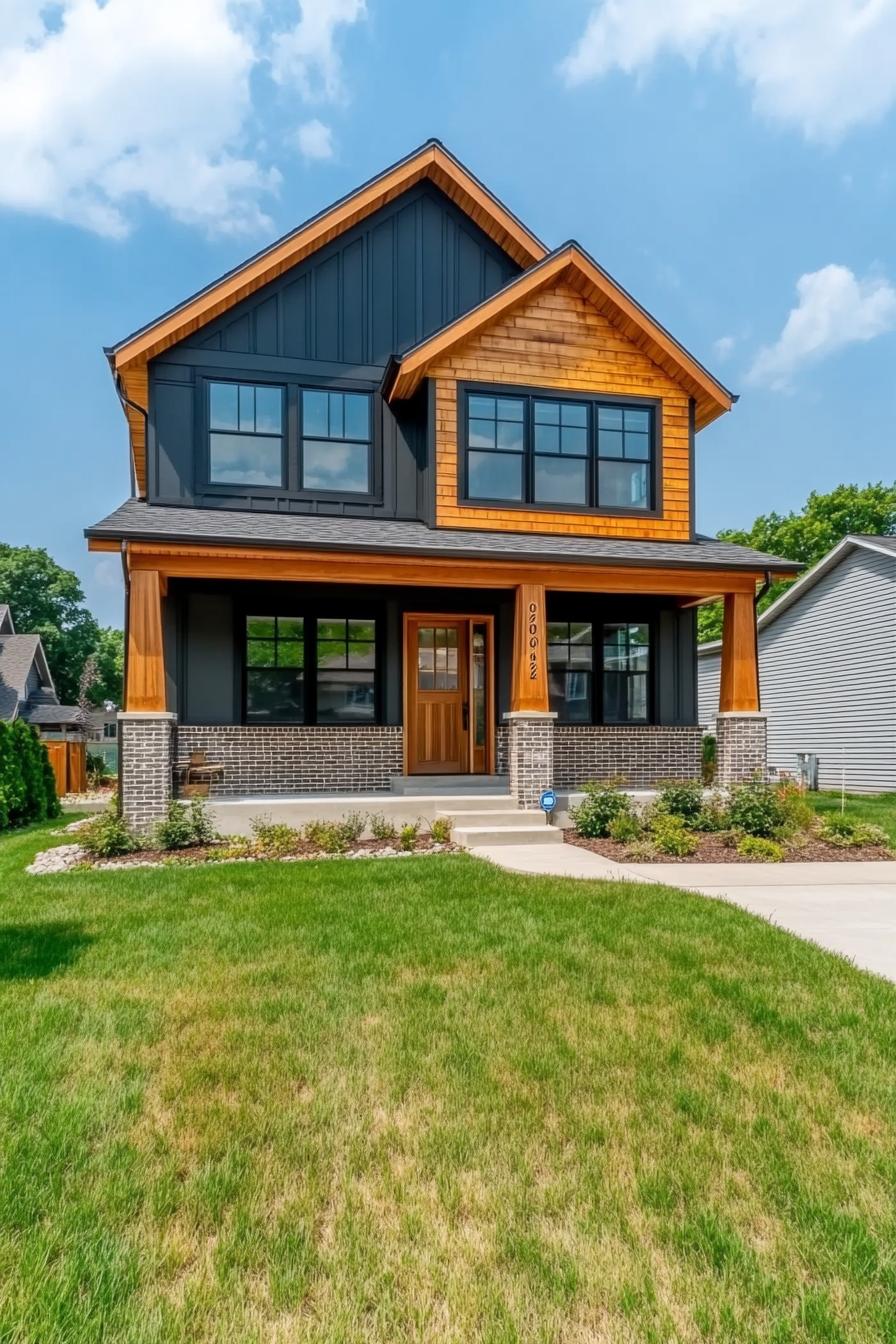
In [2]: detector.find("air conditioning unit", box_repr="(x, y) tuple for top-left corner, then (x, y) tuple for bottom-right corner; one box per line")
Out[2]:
(796, 752), (819, 791)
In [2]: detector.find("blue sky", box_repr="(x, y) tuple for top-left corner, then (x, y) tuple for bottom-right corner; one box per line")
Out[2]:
(2, 0), (895, 627)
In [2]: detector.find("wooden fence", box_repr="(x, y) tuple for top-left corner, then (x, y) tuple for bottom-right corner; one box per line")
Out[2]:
(43, 740), (87, 797)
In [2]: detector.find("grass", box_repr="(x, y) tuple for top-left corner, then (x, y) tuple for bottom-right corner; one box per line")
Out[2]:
(807, 790), (896, 845)
(2, 820), (896, 1342)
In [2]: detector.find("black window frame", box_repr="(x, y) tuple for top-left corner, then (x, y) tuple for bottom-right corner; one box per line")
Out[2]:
(601, 621), (652, 726)
(457, 381), (661, 518)
(299, 389), (375, 499)
(546, 612), (656, 725)
(197, 371), (381, 504)
(244, 614), (307, 725)
(206, 378), (288, 491)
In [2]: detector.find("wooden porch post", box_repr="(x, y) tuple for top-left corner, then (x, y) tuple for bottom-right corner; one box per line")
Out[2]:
(718, 591), (759, 713)
(126, 569), (167, 712)
(510, 583), (550, 713)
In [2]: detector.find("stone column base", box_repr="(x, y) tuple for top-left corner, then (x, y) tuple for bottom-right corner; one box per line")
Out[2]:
(505, 711), (556, 809)
(119, 712), (177, 834)
(715, 712), (768, 787)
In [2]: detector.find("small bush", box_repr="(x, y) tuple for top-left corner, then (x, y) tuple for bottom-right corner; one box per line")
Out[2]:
(187, 797), (216, 846)
(304, 820), (350, 854)
(820, 816), (892, 850)
(251, 817), (302, 856)
(647, 812), (699, 857)
(340, 811), (367, 844)
(429, 816), (453, 845)
(399, 821), (420, 851)
(702, 733), (716, 785)
(0, 722), (58, 828)
(775, 780), (816, 835)
(154, 800), (195, 851)
(737, 835), (784, 862)
(727, 778), (788, 839)
(86, 752), (109, 788)
(694, 795), (731, 832)
(570, 781), (632, 839)
(656, 780), (704, 823)
(217, 836), (253, 861)
(80, 805), (138, 858)
(625, 838), (658, 862)
(369, 813), (397, 841)
(608, 811), (642, 843)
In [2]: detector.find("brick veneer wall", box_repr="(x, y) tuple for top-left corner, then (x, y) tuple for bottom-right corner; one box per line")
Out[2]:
(495, 725), (509, 777)
(119, 713), (175, 833)
(506, 713), (556, 808)
(176, 726), (403, 795)
(715, 714), (767, 786)
(553, 725), (703, 789)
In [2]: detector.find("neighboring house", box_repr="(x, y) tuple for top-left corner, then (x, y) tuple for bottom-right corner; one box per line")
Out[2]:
(85, 140), (797, 830)
(87, 704), (119, 742)
(0, 605), (82, 733)
(698, 535), (896, 793)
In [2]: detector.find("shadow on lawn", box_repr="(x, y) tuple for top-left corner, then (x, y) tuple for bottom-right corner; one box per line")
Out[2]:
(0, 922), (93, 981)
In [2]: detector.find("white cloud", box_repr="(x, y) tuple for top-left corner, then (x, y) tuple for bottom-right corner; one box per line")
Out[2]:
(747, 264), (896, 389)
(271, 0), (366, 98)
(713, 335), (736, 360)
(561, 0), (896, 141)
(0, 0), (365, 238)
(296, 118), (335, 160)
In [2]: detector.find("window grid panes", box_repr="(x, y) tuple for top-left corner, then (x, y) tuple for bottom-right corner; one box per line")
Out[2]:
(417, 626), (459, 691)
(547, 622), (593, 723)
(316, 618), (376, 723)
(465, 394), (525, 503)
(301, 390), (372, 494)
(596, 406), (651, 510)
(245, 616), (304, 723)
(603, 623), (650, 724)
(209, 382), (284, 488)
(533, 400), (589, 505)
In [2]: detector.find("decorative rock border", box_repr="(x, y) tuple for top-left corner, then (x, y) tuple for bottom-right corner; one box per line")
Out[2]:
(26, 843), (453, 876)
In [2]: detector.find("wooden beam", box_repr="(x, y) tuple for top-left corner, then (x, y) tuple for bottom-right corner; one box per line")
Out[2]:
(511, 583), (550, 712)
(126, 569), (166, 712)
(718, 591), (759, 713)
(109, 540), (773, 598)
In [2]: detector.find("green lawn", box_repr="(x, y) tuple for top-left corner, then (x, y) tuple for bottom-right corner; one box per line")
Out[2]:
(808, 790), (896, 845)
(2, 821), (896, 1343)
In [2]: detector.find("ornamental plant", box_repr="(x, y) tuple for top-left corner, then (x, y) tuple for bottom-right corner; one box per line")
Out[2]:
(727, 777), (788, 839)
(570, 781), (632, 839)
(655, 780), (704, 824)
(737, 835), (784, 862)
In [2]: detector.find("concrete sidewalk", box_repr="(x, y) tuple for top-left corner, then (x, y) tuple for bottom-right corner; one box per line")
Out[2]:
(469, 844), (896, 982)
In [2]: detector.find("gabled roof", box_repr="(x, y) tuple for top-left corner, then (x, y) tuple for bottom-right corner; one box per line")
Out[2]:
(0, 633), (55, 721)
(385, 243), (735, 430)
(698, 534), (896, 654)
(0, 605), (14, 636)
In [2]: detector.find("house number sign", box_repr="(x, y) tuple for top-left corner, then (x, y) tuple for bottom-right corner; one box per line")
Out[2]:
(528, 600), (540, 681)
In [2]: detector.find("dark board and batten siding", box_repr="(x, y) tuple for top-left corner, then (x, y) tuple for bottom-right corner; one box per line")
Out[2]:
(146, 181), (519, 517)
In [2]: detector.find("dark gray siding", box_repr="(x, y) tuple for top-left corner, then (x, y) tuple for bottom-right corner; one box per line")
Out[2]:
(146, 181), (520, 515)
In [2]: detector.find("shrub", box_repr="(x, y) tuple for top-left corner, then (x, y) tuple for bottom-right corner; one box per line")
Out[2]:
(217, 836), (253, 861)
(737, 835), (784, 862)
(187, 797), (216, 846)
(775, 780), (816, 835)
(340, 812), (366, 844)
(608, 811), (642, 843)
(656, 780), (704, 823)
(86, 752), (109, 788)
(647, 812), (699, 857)
(570, 781), (632, 839)
(429, 816), (453, 845)
(251, 817), (302, 856)
(820, 816), (893, 850)
(399, 821), (420, 851)
(702, 733), (716, 785)
(625, 838), (658, 862)
(369, 813), (397, 841)
(727, 778), (788, 839)
(154, 797), (216, 851)
(694, 794), (731, 832)
(79, 805), (138, 858)
(0, 722), (59, 828)
(304, 820), (350, 854)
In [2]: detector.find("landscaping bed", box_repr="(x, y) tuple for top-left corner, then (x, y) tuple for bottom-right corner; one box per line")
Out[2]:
(566, 829), (894, 862)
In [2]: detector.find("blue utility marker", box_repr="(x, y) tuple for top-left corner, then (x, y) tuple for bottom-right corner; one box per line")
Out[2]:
(539, 789), (557, 814)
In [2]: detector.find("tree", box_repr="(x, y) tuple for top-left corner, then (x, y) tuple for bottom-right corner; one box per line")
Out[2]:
(90, 627), (124, 707)
(698, 482), (896, 643)
(0, 545), (123, 705)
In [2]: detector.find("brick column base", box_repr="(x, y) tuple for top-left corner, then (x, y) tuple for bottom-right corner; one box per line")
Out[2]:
(505, 711), (556, 809)
(119, 712), (176, 834)
(715, 712), (768, 787)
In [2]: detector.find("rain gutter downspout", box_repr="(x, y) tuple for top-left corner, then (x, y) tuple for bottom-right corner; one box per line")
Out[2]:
(753, 570), (772, 712)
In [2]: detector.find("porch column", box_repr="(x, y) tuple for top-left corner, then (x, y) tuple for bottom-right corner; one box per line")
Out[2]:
(506, 583), (555, 808)
(716, 590), (766, 786)
(121, 569), (175, 833)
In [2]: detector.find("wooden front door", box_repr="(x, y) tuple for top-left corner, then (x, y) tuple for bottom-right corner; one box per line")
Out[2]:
(404, 616), (494, 775)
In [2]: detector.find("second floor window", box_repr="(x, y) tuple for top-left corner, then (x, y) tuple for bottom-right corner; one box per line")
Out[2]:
(302, 391), (372, 494)
(462, 387), (656, 512)
(209, 382), (284, 487)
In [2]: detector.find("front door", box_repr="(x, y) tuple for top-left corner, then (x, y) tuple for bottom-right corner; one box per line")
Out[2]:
(404, 616), (493, 775)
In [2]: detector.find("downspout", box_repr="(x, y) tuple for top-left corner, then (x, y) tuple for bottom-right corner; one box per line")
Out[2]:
(118, 541), (130, 818)
(753, 570), (772, 712)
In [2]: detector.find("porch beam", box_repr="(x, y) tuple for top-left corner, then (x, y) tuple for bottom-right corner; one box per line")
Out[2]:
(126, 569), (167, 712)
(511, 584), (550, 713)
(718, 591), (759, 713)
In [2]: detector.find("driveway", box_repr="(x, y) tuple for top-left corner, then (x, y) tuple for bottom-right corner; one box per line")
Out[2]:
(472, 844), (896, 983)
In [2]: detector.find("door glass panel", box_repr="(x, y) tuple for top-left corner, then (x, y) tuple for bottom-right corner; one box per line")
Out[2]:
(472, 625), (486, 749)
(417, 626), (459, 691)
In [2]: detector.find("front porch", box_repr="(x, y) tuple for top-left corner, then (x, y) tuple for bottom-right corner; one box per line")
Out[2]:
(108, 537), (770, 832)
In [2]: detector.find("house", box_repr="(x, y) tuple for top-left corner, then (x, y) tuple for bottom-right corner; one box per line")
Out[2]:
(699, 535), (896, 794)
(84, 140), (798, 831)
(0, 604), (82, 732)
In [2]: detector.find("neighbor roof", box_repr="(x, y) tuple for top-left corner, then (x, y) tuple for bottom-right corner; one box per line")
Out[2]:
(698, 534), (896, 653)
(386, 243), (735, 430)
(86, 500), (799, 575)
(0, 605), (13, 635)
(0, 633), (53, 721)
(23, 703), (83, 727)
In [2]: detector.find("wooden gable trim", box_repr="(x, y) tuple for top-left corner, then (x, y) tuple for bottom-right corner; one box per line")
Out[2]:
(386, 245), (735, 431)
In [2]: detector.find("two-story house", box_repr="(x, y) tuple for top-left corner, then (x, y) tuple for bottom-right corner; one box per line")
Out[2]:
(86, 141), (798, 832)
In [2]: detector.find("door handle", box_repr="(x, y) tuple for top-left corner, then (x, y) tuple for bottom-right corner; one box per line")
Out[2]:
(462, 702), (469, 731)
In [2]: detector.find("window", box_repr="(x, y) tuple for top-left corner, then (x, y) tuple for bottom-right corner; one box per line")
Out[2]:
(302, 391), (372, 494)
(103, 721), (117, 740)
(245, 616), (304, 722)
(463, 387), (655, 511)
(209, 382), (284, 487)
(603, 623), (650, 723)
(548, 622), (593, 722)
(316, 619), (376, 723)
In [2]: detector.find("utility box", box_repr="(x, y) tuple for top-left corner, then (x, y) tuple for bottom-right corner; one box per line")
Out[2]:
(796, 752), (819, 791)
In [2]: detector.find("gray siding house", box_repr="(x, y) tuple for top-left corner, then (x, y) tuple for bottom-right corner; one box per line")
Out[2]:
(699, 536), (896, 793)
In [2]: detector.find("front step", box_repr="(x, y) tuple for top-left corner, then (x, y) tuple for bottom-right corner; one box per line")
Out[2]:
(391, 774), (509, 796)
(452, 824), (563, 848)
(438, 809), (543, 828)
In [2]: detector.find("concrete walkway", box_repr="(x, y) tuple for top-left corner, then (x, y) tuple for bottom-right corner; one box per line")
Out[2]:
(469, 844), (896, 982)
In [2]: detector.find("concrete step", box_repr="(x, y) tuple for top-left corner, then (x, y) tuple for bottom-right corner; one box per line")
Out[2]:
(453, 824), (563, 848)
(391, 774), (508, 796)
(438, 808), (545, 828)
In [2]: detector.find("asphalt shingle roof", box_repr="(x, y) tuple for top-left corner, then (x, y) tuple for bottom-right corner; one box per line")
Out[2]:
(23, 703), (83, 726)
(86, 500), (800, 575)
(0, 634), (42, 722)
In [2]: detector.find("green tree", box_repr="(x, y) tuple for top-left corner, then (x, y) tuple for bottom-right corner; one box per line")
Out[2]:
(698, 482), (896, 642)
(90, 626), (125, 706)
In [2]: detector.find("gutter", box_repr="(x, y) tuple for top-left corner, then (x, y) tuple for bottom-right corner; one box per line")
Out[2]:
(109, 361), (147, 498)
(753, 570), (772, 712)
(118, 541), (129, 819)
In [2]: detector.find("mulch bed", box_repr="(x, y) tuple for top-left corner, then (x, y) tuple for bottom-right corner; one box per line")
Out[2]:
(95, 836), (453, 867)
(564, 831), (895, 863)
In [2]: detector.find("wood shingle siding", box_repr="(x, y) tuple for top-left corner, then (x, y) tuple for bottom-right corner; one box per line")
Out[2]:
(429, 283), (693, 540)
